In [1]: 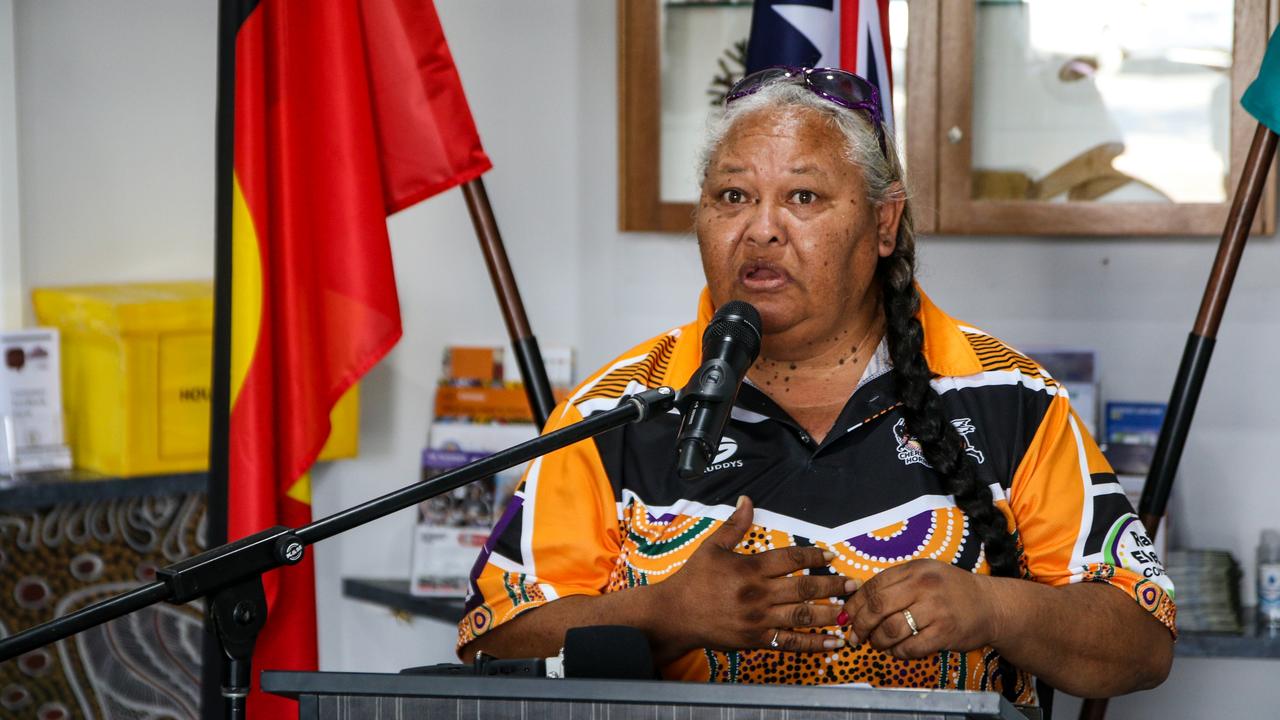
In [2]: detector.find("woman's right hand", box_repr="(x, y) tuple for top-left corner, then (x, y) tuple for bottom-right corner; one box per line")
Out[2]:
(647, 495), (855, 660)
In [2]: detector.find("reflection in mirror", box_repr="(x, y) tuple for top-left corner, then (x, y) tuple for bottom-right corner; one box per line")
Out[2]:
(971, 0), (1232, 204)
(660, 1), (753, 204)
(889, 0), (908, 165)
(658, 0), (912, 204)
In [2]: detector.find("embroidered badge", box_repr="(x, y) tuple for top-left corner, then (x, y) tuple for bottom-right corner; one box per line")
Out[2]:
(951, 418), (986, 464)
(894, 418), (928, 466)
(894, 418), (985, 467)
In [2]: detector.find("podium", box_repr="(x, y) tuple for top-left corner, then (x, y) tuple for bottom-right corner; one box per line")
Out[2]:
(262, 671), (1032, 719)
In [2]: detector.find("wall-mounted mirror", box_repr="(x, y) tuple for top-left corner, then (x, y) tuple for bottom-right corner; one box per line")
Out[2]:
(619, 0), (753, 232)
(619, 0), (1276, 236)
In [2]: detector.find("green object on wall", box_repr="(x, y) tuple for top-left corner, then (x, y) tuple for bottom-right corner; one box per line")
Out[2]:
(1243, 27), (1280, 133)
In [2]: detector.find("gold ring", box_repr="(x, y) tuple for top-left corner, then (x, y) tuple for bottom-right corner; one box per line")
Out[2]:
(769, 630), (781, 648)
(902, 609), (919, 636)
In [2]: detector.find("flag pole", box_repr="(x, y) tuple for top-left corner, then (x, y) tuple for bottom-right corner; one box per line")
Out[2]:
(460, 177), (557, 429)
(1135, 124), (1277, 532)
(1077, 122), (1278, 720)
(205, 0), (240, 717)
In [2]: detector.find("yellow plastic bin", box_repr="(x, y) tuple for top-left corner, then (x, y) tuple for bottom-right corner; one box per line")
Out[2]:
(32, 281), (357, 476)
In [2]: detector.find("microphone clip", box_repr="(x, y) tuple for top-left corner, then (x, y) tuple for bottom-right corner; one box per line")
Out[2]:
(672, 300), (762, 481)
(675, 358), (739, 411)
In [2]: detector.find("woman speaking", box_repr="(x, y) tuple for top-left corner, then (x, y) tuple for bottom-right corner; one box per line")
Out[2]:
(456, 68), (1175, 707)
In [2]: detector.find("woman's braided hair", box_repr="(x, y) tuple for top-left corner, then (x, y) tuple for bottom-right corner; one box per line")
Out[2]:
(698, 82), (1019, 580)
(865, 101), (1024, 702)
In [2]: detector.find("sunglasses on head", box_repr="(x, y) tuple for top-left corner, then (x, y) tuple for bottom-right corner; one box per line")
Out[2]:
(726, 66), (889, 159)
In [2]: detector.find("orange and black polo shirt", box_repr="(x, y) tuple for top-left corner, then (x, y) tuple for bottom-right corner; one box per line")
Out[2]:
(459, 287), (1176, 704)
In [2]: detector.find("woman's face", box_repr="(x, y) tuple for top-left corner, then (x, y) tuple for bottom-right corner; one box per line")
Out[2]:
(696, 106), (900, 356)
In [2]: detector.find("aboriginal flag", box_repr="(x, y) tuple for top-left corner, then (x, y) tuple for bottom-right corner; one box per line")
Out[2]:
(212, 0), (490, 716)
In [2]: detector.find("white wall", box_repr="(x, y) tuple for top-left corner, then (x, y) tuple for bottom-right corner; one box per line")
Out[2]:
(15, 0), (216, 291)
(0, 0), (20, 329)
(9, 0), (1279, 715)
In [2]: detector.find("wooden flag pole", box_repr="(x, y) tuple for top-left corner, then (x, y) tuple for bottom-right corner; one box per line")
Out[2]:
(461, 177), (557, 429)
(1135, 124), (1278, 531)
(1078, 122), (1278, 720)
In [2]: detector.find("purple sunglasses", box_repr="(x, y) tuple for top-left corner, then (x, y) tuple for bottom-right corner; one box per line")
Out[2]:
(726, 66), (889, 158)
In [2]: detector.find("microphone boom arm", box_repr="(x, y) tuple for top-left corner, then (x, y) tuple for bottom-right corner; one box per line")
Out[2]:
(0, 386), (677, 717)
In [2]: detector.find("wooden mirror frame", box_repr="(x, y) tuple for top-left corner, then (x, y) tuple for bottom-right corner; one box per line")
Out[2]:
(924, 0), (1277, 236)
(618, 0), (698, 233)
(620, 0), (1277, 236)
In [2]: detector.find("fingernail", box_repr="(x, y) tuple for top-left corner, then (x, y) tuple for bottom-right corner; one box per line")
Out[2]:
(822, 550), (835, 561)
(823, 637), (845, 649)
(844, 579), (859, 594)
(736, 495), (747, 510)
(848, 631), (859, 645)
(836, 610), (849, 626)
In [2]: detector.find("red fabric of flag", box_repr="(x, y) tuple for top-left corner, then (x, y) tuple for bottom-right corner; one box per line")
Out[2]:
(838, 0), (893, 130)
(226, 1), (490, 716)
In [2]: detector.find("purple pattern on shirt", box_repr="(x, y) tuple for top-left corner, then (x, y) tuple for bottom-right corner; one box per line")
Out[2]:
(844, 509), (934, 558)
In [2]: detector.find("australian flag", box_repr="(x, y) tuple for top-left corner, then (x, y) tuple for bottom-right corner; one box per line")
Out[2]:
(745, 0), (894, 131)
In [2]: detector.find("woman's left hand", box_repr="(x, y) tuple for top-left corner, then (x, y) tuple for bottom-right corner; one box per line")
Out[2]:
(839, 559), (1004, 659)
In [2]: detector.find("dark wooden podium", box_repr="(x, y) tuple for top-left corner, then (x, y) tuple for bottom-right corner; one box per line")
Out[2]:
(262, 671), (1032, 719)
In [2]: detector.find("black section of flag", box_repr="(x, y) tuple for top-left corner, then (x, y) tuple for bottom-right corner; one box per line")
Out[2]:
(205, 3), (262, 717)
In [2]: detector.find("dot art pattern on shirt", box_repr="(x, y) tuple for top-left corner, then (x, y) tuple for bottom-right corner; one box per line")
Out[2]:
(603, 499), (1034, 701)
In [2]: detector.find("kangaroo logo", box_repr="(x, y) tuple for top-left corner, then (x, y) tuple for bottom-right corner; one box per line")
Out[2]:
(950, 418), (985, 464)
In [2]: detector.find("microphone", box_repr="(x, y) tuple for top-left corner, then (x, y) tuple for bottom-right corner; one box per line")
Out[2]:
(561, 625), (657, 679)
(400, 625), (657, 680)
(675, 300), (762, 479)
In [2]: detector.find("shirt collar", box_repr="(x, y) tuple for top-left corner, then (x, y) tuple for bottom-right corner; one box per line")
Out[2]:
(915, 286), (983, 377)
(857, 337), (892, 390)
(695, 285), (982, 379)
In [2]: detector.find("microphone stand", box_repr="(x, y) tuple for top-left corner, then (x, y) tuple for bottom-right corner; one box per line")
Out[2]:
(0, 387), (676, 720)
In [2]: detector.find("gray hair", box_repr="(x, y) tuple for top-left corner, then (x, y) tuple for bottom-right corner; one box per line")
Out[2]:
(695, 81), (907, 211)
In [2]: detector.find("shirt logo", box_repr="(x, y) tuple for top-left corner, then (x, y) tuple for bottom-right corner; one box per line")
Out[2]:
(893, 418), (985, 467)
(1104, 515), (1174, 594)
(713, 437), (739, 464)
(705, 435), (744, 473)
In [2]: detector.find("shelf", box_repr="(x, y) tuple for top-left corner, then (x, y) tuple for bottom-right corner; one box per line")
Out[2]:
(343, 577), (466, 625)
(663, 2), (751, 8)
(0, 469), (207, 511)
(343, 577), (1280, 660)
(1175, 612), (1280, 659)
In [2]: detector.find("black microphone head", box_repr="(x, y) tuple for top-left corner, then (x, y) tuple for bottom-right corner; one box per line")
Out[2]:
(703, 300), (762, 361)
(562, 625), (657, 680)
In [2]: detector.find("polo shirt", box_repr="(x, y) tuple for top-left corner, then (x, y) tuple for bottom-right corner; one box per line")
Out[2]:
(459, 287), (1176, 703)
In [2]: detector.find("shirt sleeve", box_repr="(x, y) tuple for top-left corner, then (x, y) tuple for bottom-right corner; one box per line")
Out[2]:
(1008, 391), (1177, 637)
(456, 399), (622, 653)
